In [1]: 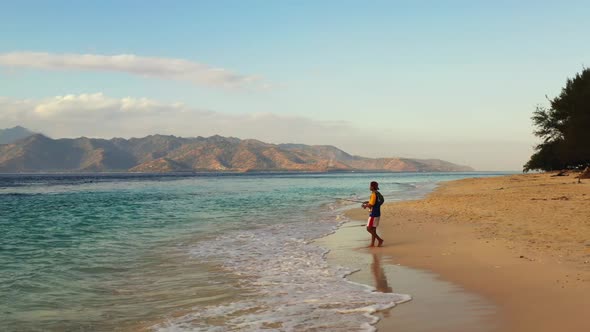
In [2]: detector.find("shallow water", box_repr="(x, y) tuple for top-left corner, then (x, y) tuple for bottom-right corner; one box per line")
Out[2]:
(0, 172), (508, 331)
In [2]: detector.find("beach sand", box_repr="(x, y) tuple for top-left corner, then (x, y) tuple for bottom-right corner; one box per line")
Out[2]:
(341, 172), (590, 332)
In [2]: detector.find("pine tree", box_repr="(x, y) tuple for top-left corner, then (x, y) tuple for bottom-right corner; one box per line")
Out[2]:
(524, 68), (590, 171)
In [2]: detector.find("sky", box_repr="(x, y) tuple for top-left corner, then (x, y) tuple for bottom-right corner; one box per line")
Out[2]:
(1, 1), (589, 170)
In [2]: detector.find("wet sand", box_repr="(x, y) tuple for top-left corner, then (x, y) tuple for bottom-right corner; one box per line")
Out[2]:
(341, 172), (590, 332)
(316, 223), (500, 332)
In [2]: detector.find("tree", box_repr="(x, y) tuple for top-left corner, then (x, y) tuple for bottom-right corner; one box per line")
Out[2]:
(524, 68), (590, 172)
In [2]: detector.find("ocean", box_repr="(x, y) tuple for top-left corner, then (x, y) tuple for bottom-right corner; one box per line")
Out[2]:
(0, 172), (507, 331)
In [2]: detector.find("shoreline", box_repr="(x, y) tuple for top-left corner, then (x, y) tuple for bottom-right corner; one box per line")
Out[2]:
(316, 221), (500, 332)
(341, 172), (590, 331)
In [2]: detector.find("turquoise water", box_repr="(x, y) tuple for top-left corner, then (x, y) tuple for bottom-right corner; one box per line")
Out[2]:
(0, 172), (508, 331)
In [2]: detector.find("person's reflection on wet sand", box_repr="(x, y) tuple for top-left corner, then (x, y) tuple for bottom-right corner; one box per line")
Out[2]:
(371, 253), (393, 293)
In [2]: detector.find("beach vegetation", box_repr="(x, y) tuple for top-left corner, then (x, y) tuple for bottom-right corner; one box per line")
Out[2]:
(524, 68), (590, 171)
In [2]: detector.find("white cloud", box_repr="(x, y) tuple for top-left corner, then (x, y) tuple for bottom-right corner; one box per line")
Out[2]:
(0, 93), (356, 142)
(0, 52), (263, 89)
(0, 93), (533, 170)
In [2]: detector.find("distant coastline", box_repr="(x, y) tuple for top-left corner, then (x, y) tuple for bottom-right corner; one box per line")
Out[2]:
(0, 170), (486, 176)
(0, 128), (474, 173)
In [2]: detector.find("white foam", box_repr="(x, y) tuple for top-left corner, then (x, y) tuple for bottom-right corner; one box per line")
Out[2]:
(152, 213), (411, 331)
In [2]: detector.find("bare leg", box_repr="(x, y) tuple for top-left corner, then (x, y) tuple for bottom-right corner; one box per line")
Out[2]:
(366, 226), (376, 247)
(369, 227), (383, 247)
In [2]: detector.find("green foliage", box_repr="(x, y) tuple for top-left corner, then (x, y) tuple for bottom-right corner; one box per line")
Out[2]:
(524, 68), (590, 172)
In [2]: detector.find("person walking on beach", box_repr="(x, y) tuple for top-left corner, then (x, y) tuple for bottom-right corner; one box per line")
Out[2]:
(362, 181), (384, 247)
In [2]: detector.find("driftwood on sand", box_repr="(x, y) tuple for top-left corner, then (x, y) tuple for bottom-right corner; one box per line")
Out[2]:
(551, 170), (569, 177)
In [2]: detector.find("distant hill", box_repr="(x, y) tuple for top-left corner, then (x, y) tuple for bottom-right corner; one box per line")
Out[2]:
(0, 130), (474, 173)
(0, 126), (36, 144)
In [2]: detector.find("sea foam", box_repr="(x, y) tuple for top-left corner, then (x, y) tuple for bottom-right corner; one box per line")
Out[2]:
(152, 211), (410, 331)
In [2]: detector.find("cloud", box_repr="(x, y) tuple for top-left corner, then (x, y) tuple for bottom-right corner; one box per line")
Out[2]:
(0, 93), (357, 143)
(0, 93), (533, 170)
(0, 52), (263, 89)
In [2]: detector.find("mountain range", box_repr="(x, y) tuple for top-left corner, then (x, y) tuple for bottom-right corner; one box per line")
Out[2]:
(0, 126), (36, 145)
(0, 127), (474, 173)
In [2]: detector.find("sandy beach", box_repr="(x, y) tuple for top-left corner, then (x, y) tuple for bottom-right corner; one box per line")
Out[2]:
(343, 172), (590, 332)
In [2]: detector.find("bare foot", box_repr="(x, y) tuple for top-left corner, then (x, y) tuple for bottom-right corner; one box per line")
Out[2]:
(378, 239), (384, 247)
(369, 244), (375, 247)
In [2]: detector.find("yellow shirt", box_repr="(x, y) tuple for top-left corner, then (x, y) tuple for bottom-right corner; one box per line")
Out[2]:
(369, 192), (376, 206)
